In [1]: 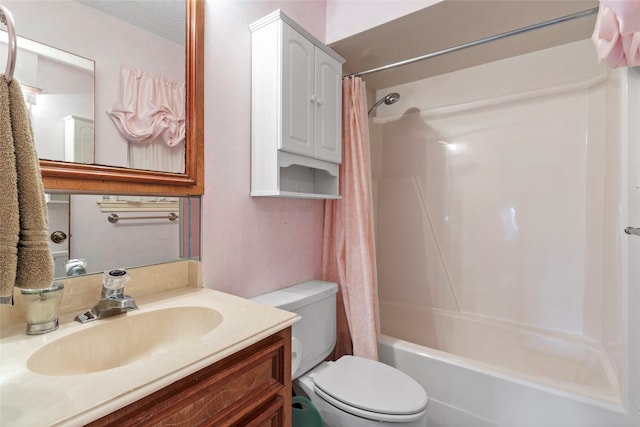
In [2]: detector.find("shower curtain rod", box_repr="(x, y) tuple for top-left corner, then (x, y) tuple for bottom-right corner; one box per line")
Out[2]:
(343, 7), (599, 78)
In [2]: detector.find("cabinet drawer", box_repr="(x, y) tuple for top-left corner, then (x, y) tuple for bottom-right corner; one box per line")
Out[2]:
(87, 329), (291, 427)
(238, 397), (285, 427)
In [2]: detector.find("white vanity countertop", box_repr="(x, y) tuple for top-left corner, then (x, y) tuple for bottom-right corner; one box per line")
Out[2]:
(0, 287), (298, 426)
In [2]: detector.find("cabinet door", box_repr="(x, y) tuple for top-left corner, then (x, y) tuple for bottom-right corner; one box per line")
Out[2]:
(314, 48), (342, 163)
(281, 23), (315, 158)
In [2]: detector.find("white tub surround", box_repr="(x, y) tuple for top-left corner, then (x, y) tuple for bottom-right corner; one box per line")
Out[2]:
(371, 38), (630, 426)
(0, 286), (297, 426)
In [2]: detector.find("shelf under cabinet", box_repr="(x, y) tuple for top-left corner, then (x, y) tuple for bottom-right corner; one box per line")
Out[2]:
(251, 150), (341, 200)
(250, 190), (341, 200)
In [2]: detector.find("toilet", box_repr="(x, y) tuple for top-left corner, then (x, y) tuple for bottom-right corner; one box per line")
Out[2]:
(251, 280), (428, 427)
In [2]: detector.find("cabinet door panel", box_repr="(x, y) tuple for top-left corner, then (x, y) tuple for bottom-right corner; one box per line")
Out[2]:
(281, 24), (315, 158)
(314, 48), (342, 163)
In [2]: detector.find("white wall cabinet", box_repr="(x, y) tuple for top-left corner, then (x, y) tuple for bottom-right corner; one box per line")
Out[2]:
(250, 10), (345, 199)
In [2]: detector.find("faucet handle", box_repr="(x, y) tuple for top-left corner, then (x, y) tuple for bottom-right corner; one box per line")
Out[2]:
(103, 269), (131, 291)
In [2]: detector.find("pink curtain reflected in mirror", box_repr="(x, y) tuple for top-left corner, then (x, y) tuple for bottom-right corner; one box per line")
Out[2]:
(108, 66), (185, 172)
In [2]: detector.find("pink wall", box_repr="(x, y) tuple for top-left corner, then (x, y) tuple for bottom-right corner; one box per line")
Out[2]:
(202, 1), (327, 297)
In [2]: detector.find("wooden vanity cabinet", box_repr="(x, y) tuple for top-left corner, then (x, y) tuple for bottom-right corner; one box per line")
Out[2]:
(87, 327), (292, 427)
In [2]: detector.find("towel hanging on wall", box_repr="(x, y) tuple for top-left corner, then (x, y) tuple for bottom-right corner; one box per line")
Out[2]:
(0, 76), (54, 304)
(0, 1), (19, 304)
(10, 77), (54, 294)
(0, 77), (20, 304)
(0, 5), (53, 304)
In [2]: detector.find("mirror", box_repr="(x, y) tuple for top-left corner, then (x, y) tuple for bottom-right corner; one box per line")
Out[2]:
(0, 0), (204, 277)
(4, 0), (204, 195)
(46, 193), (201, 278)
(0, 34), (95, 164)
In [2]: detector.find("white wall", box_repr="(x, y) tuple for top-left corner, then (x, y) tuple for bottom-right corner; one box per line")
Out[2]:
(325, 0), (442, 43)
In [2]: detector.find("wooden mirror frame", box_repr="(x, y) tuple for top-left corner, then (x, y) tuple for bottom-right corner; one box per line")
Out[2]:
(41, 0), (204, 196)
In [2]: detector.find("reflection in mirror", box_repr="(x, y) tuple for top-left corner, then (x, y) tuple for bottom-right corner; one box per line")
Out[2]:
(2, 0), (186, 173)
(45, 193), (201, 279)
(0, 34), (94, 164)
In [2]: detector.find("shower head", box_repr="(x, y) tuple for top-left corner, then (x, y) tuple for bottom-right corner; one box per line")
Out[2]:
(368, 92), (401, 117)
(384, 92), (400, 104)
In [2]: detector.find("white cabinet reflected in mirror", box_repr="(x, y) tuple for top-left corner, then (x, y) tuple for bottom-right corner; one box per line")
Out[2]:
(1, 0), (186, 173)
(45, 193), (200, 279)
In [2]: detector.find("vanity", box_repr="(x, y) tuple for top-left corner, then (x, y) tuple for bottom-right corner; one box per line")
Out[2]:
(0, 263), (297, 426)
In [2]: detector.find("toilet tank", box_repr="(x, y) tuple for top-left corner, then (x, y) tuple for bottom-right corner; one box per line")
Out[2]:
(251, 280), (337, 379)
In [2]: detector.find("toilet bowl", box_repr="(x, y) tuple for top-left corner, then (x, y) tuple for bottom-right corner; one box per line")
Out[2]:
(295, 357), (428, 427)
(251, 280), (428, 427)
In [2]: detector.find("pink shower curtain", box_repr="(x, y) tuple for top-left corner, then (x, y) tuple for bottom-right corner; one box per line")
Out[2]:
(322, 77), (379, 361)
(592, 0), (640, 67)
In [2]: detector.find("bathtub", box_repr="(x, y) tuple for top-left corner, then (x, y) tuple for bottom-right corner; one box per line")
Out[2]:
(378, 301), (628, 427)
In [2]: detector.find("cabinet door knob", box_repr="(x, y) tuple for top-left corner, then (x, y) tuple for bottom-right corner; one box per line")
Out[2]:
(316, 98), (323, 106)
(310, 95), (316, 103)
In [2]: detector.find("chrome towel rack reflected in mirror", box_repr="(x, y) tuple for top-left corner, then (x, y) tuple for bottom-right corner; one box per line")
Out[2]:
(0, 6), (16, 82)
(107, 213), (179, 224)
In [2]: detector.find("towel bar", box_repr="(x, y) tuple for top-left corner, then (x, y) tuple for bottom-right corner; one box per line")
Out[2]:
(108, 213), (179, 224)
(625, 227), (640, 237)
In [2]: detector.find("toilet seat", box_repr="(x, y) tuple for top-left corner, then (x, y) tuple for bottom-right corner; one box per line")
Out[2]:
(312, 356), (428, 423)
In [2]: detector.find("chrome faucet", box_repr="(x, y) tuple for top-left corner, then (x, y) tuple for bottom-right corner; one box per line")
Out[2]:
(75, 269), (137, 323)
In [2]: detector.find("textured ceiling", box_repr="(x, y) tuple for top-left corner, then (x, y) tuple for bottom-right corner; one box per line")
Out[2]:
(77, 0), (185, 46)
(330, 0), (599, 90)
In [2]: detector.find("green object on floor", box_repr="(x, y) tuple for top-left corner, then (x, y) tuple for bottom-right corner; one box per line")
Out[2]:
(292, 396), (323, 427)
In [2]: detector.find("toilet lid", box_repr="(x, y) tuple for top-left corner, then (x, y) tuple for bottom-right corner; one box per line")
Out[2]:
(313, 356), (428, 421)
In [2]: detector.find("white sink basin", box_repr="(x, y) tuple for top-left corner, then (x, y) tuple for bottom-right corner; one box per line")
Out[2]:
(27, 306), (223, 376)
